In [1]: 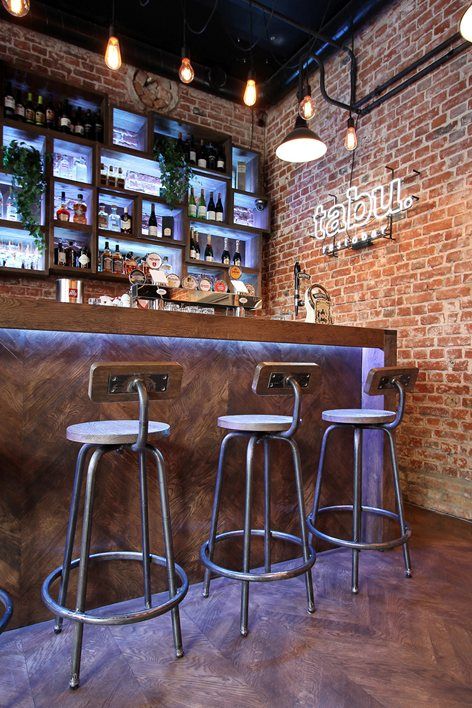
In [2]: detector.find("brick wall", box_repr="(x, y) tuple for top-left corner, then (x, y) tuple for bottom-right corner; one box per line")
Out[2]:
(264, 0), (472, 519)
(0, 18), (263, 300)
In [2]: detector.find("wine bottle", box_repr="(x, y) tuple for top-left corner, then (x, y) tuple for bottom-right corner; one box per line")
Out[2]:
(233, 239), (241, 266)
(94, 112), (103, 142)
(204, 234), (213, 262)
(215, 193), (224, 222)
(148, 203), (158, 237)
(197, 139), (207, 169)
(197, 189), (207, 219)
(4, 82), (15, 118)
(14, 90), (25, 122)
(59, 100), (71, 132)
(194, 229), (201, 258)
(35, 95), (45, 126)
(189, 227), (197, 259)
(84, 109), (93, 139)
(207, 191), (216, 221)
(25, 92), (35, 124)
(45, 96), (55, 129)
(188, 187), (197, 218)
(188, 135), (197, 165)
(221, 237), (230, 265)
(207, 143), (216, 171)
(100, 163), (108, 187)
(54, 240), (66, 266)
(74, 107), (85, 136)
(216, 148), (225, 172)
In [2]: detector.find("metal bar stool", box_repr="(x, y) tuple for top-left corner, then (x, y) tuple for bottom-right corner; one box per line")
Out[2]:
(201, 362), (320, 637)
(0, 588), (13, 634)
(42, 362), (188, 689)
(307, 366), (419, 594)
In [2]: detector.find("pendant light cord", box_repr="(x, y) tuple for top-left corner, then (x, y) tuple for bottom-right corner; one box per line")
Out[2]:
(185, 0), (219, 35)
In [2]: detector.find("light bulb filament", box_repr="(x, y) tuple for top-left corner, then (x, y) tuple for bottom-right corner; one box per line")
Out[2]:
(105, 34), (122, 71)
(179, 57), (194, 84)
(243, 78), (257, 107)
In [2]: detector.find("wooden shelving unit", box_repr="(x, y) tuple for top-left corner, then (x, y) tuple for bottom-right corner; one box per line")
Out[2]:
(0, 60), (269, 296)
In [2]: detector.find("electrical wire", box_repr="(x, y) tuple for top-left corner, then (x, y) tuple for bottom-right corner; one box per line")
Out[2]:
(185, 0), (219, 35)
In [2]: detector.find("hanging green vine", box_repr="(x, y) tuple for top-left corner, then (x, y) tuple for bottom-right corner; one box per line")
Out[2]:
(154, 136), (192, 209)
(2, 140), (47, 251)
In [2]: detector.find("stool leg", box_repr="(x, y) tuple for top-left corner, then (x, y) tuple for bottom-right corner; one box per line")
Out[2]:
(263, 438), (271, 573)
(385, 429), (412, 577)
(309, 425), (337, 535)
(352, 427), (363, 594)
(240, 435), (257, 637)
(54, 443), (93, 634)
(149, 445), (184, 659)
(70, 446), (105, 690)
(288, 438), (315, 614)
(203, 432), (235, 598)
(138, 449), (152, 609)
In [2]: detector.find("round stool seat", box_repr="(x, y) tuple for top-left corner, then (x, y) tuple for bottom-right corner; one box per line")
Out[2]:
(217, 414), (292, 432)
(322, 409), (396, 425)
(66, 420), (170, 444)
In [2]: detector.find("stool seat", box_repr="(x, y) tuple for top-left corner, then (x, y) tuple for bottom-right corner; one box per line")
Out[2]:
(66, 420), (170, 444)
(322, 409), (396, 425)
(217, 414), (292, 432)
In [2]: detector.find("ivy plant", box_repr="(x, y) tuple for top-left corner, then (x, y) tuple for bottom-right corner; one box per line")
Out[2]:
(154, 136), (192, 209)
(2, 140), (47, 251)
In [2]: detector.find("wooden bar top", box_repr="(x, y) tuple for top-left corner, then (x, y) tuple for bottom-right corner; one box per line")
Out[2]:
(0, 295), (394, 349)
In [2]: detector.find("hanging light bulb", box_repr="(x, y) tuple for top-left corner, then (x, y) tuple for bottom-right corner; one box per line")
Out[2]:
(179, 52), (194, 84)
(276, 115), (327, 163)
(299, 87), (316, 121)
(1, 0), (30, 16)
(460, 4), (472, 41)
(105, 27), (122, 70)
(243, 73), (257, 107)
(344, 116), (358, 151)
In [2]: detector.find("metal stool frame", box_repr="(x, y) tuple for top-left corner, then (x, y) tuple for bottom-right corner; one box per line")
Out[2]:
(307, 370), (416, 594)
(201, 368), (317, 637)
(42, 364), (188, 689)
(0, 588), (13, 634)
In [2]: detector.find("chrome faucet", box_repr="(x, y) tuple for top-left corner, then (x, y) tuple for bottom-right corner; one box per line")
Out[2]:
(294, 261), (310, 318)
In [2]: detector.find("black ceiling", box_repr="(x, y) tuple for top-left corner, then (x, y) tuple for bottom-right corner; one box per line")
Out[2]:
(2, 0), (391, 105)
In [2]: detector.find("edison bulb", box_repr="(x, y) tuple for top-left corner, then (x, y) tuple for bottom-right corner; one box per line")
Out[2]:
(243, 78), (257, 107)
(2, 0), (30, 16)
(179, 57), (194, 84)
(344, 118), (358, 151)
(460, 4), (472, 41)
(299, 94), (316, 121)
(105, 35), (122, 71)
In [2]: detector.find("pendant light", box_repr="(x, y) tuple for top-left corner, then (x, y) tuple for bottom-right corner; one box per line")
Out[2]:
(344, 115), (358, 151)
(276, 115), (327, 163)
(243, 72), (257, 107)
(1, 0), (29, 16)
(298, 62), (315, 121)
(104, 1), (122, 71)
(179, 0), (194, 84)
(460, 3), (472, 41)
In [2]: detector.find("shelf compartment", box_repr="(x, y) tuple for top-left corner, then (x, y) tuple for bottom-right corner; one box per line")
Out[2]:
(0, 224), (47, 271)
(112, 107), (148, 152)
(97, 189), (135, 234)
(142, 199), (184, 242)
(188, 219), (260, 268)
(0, 171), (45, 226)
(53, 182), (93, 227)
(2, 123), (46, 153)
(232, 147), (260, 193)
(98, 235), (183, 276)
(53, 138), (93, 184)
(101, 147), (160, 196)
(189, 173), (228, 221)
(233, 191), (269, 231)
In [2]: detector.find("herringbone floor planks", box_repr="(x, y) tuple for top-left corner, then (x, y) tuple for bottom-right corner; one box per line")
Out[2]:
(1, 505), (470, 707)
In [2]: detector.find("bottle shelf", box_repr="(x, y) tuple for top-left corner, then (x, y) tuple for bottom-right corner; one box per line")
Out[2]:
(98, 229), (184, 249)
(50, 266), (93, 277)
(53, 220), (92, 232)
(52, 176), (93, 190)
(2, 117), (100, 149)
(191, 166), (231, 182)
(185, 258), (257, 274)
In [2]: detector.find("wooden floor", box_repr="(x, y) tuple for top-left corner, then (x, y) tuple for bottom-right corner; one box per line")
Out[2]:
(1, 505), (471, 707)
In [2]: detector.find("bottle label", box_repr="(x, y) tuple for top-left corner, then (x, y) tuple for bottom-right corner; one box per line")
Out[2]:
(121, 218), (131, 233)
(113, 259), (124, 274)
(216, 212), (223, 222)
(75, 125), (84, 136)
(57, 212), (70, 222)
(197, 158), (207, 168)
(103, 256), (113, 272)
(79, 253), (90, 267)
(207, 210), (215, 221)
(58, 252), (66, 265)
(223, 256), (230, 265)
(205, 255), (213, 262)
(163, 227), (172, 236)
(188, 204), (197, 217)
(60, 116), (70, 128)
(189, 150), (196, 162)
(15, 105), (25, 118)
(35, 111), (45, 124)
(46, 108), (54, 122)
(217, 159), (225, 169)
(197, 206), (207, 218)
(5, 96), (15, 110)
(98, 215), (108, 229)
(148, 225), (158, 237)
(190, 247), (196, 259)
(25, 108), (34, 122)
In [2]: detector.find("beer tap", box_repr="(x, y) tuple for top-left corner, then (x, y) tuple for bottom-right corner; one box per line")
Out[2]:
(294, 261), (310, 318)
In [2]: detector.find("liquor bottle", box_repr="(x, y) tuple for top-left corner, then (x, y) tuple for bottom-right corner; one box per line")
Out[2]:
(74, 107), (84, 136)
(207, 192), (216, 221)
(59, 100), (71, 132)
(94, 112), (103, 142)
(69, 108), (76, 135)
(54, 240), (66, 266)
(221, 237), (230, 265)
(188, 187), (197, 218)
(98, 203), (109, 230)
(216, 148), (225, 172)
(188, 135), (197, 165)
(100, 162), (108, 187)
(101, 241), (113, 272)
(65, 240), (76, 268)
(124, 252), (137, 276)
(14, 90), (25, 122)
(233, 239), (242, 266)
(117, 167), (125, 189)
(189, 227), (197, 259)
(148, 203), (158, 237)
(215, 193), (224, 222)
(6, 190), (17, 221)
(112, 244), (124, 274)
(4, 82), (15, 118)
(204, 234), (213, 262)
(35, 95), (45, 127)
(108, 165), (116, 188)
(197, 189), (207, 219)
(120, 207), (132, 233)
(84, 109), (93, 139)
(108, 206), (121, 232)
(78, 245), (91, 269)
(56, 191), (70, 222)
(45, 96), (55, 129)
(207, 143), (216, 171)
(73, 193), (87, 225)
(75, 156), (88, 182)
(197, 139), (207, 169)
(25, 92), (35, 124)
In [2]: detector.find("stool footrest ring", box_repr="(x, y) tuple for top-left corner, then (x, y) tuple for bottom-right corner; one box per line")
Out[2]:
(307, 505), (411, 551)
(41, 551), (188, 626)
(0, 589), (13, 633)
(200, 529), (316, 583)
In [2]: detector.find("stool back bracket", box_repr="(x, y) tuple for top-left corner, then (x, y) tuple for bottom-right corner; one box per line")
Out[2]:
(252, 362), (320, 396)
(365, 366), (418, 395)
(89, 362), (183, 402)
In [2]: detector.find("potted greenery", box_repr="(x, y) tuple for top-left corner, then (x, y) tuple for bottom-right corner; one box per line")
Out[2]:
(154, 136), (192, 209)
(2, 139), (47, 251)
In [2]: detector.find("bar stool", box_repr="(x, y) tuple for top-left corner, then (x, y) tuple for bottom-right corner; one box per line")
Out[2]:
(42, 362), (188, 689)
(201, 362), (320, 637)
(307, 366), (418, 594)
(0, 589), (13, 634)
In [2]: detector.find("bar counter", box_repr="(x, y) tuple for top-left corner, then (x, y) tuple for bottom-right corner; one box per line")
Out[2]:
(0, 296), (396, 628)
